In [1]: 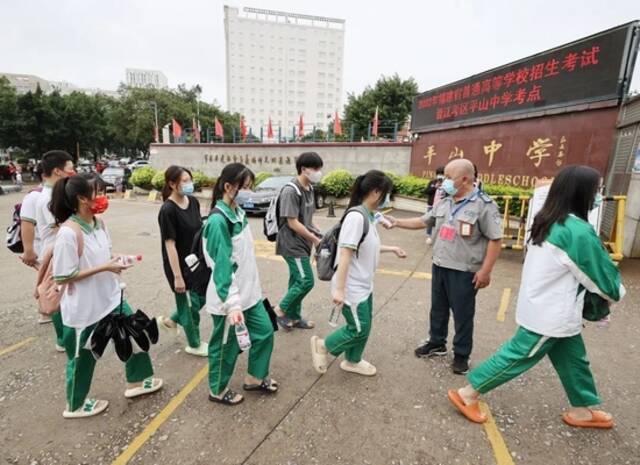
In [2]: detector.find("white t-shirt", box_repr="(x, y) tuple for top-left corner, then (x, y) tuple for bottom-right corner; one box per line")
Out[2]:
(20, 189), (42, 257)
(331, 209), (381, 306)
(34, 185), (56, 260)
(53, 219), (120, 329)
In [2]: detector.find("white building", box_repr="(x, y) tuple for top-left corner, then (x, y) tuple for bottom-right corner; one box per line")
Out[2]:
(125, 68), (168, 89)
(224, 6), (345, 136)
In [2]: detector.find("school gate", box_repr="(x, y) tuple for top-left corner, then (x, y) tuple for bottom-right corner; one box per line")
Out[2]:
(409, 22), (640, 190)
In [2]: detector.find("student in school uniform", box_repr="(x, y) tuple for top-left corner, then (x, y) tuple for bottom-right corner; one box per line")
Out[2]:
(51, 173), (163, 418)
(156, 165), (208, 357)
(310, 170), (407, 377)
(274, 152), (324, 330)
(448, 165), (625, 429)
(203, 163), (277, 406)
(33, 150), (76, 346)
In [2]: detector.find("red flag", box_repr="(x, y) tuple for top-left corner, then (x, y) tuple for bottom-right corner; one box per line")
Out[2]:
(172, 119), (182, 139)
(240, 117), (247, 141)
(214, 117), (224, 139)
(298, 114), (304, 138)
(333, 111), (342, 136)
(372, 106), (379, 137)
(192, 117), (201, 143)
(267, 117), (274, 139)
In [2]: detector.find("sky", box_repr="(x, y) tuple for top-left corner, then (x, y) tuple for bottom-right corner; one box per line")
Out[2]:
(2, 0), (639, 107)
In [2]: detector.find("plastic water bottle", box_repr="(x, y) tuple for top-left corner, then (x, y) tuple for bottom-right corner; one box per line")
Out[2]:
(328, 305), (341, 327)
(235, 323), (252, 351)
(119, 255), (142, 266)
(374, 212), (391, 228)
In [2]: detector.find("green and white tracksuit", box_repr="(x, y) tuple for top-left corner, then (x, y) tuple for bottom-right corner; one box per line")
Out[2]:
(280, 256), (314, 321)
(203, 201), (274, 395)
(468, 215), (625, 406)
(53, 216), (155, 411)
(170, 291), (205, 348)
(325, 207), (380, 362)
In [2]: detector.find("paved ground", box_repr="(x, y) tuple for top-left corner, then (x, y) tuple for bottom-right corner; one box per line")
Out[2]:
(0, 193), (638, 465)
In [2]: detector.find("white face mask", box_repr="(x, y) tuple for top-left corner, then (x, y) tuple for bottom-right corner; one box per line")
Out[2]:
(305, 169), (323, 184)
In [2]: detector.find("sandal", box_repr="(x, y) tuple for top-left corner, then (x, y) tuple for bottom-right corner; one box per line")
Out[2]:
(562, 409), (614, 429)
(243, 378), (279, 393)
(209, 389), (244, 406)
(63, 398), (109, 419)
(292, 319), (315, 329)
(157, 316), (179, 336)
(310, 335), (328, 374)
(124, 377), (164, 399)
(447, 389), (487, 424)
(276, 315), (293, 331)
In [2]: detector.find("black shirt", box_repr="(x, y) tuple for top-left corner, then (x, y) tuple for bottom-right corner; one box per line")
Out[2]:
(158, 196), (202, 290)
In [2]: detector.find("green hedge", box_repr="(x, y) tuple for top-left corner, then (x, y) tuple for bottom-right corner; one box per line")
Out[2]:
(482, 184), (532, 217)
(192, 170), (216, 189)
(151, 170), (165, 190)
(320, 169), (355, 198)
(394, 175), (430, 198)
(254, 172), (273, 187)
(130, 166), (157, 190)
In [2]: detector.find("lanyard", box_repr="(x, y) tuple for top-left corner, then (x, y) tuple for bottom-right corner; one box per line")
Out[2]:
(448, 189), (478, 223)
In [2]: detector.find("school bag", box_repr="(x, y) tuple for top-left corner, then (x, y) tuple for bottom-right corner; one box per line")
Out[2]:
(35, 221), (85, 315)
(184, 208), (234, 297)
(5, 186), (43, 254)
(263, 182), (304, 242)
(315, 205), (370, 282)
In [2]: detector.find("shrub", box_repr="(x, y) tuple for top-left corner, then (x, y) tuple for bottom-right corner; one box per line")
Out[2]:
(192, 171), (216, 190)
(320, 169), (355, 198)
(130, 166), (157, 190)
(394, 175), (430, 198)
(254, 172), (273, 187)
(151, 170), (165, 190)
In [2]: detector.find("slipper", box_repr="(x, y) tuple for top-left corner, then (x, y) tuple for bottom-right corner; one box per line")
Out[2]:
(63, 398), (109, 419)
(562, 409), (614, 429)
(447, 389), (487, 424)
(243, 378), (279, 393)
(292, 319), (315, 329)
(209, 389), (244, 406)
(124, 377), (163, 399)
(340, 359), (377, 376)
(276, 315), (293, 331)
(157, 316), (179, 336)
(310, 335), (328, 374)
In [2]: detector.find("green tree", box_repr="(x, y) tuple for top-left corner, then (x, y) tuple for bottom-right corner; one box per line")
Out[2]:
(0, 77), (19, 149)
(343, 74), (418, 141)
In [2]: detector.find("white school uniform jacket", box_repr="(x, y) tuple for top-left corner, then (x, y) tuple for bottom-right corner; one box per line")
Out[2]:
(34, 184), (56, 261)
(19, 188), (42, 257)
(202, 201), (262, 315)
(331, 207), (381, 306)
(516, 215), (625, 338)
(53, 216), (120, 329)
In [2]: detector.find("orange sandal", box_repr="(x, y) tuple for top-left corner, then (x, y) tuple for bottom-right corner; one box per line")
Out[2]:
(562, 409), (614, 429)
(447, 389), (487, 424)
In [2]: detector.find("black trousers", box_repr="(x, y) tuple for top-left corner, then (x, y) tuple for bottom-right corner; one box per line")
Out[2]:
(429, 264), (478, 359)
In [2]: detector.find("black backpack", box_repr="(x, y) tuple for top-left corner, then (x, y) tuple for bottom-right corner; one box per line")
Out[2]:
(6, 186), (43, 254)
(315, 206), (369, 281)
(184, 208), (234, 297)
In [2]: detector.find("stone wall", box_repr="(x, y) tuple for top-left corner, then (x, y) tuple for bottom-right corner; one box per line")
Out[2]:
(149, 142), (412, 177)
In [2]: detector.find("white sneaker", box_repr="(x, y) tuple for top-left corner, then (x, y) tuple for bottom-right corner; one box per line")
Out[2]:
(185, 342), (208, 357)
(340, 359), (377, 376)
(157, 316), (179, 336)
(38, 315), (52, 324)
(425, 237), (433, 246)
(55, 344), (66, 353)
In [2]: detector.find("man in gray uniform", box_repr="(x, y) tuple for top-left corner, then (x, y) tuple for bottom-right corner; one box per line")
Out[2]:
(387, 159), (502, 374)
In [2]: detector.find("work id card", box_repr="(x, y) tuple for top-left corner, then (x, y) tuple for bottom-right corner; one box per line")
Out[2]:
(439, 224), (456, 242)
(459, 222), (473, 237)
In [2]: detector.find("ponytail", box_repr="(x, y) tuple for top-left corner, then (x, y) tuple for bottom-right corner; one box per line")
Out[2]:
(344, 170), (393, 215)
(50, 177), (76, 225)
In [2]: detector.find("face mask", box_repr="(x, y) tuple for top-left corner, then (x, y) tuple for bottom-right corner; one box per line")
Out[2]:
(90, 195), (109, 214)
(181, 182), (194, 195)
(305, 169), (323, 184)
(593, 193), (603, 209)
(379, 193), (391, 209)
(442, 178), (458, 196)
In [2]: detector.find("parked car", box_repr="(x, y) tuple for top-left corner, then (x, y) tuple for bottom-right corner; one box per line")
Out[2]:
(101, 167), (131, 192)
(128, 160), (150, 171)
(235, 175), (326, 215)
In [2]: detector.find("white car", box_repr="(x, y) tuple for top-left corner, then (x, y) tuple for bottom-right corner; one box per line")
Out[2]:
(128, 160), (150, 171)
